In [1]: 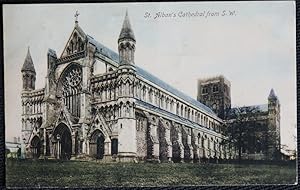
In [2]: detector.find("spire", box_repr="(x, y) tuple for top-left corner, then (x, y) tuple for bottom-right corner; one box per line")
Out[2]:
(268, 88), (277, 100)
(118, 10), (135, 42)
(21, 47), (36, 74)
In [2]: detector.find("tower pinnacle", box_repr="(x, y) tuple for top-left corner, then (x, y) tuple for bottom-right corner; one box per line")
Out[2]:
(21, 47), (36, 74)
(118, 11), (136, 65)
(21, 47), (36, 91)
(118, 10), (135, 42)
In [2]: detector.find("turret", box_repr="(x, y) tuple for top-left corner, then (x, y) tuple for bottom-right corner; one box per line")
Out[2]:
(267, 88), (281, 160)
(118, 11), (136, 65)
(21, 47), (36, 91)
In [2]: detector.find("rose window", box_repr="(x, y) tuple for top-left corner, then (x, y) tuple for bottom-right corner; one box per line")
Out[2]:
(61, 66), (82, 118)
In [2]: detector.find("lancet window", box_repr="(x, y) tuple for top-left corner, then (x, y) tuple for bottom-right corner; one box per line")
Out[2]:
(66, 32), (85, 55)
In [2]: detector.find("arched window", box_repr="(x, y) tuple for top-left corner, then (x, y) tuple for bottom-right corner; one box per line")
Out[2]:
(149, 89), (152, 103)
(213, 140), (216, 151)
(170, 100), (174, 112)
(201, 137), (205, 148)
(58, 64), (82, 117)
(70, 41), (74, 53)
(181, 105), (183, 117)
(207, 138), (210, 150)
(202, 87), (208, 94)
(160, 96), (164, 108)
(142, 87), (146, 100)
(213, 84), (219, 92)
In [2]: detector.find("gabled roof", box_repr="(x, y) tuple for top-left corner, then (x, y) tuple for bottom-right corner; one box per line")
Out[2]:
(60, 23), (86, 58)
(21, 47), (35, 73)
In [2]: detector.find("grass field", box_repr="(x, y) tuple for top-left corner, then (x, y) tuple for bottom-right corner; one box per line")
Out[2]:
(6, 159), (297, 187)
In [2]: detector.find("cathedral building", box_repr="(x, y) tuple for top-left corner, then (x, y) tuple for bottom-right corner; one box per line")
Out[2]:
(20, 11), (279, 162)
(21, 12), (231, 162)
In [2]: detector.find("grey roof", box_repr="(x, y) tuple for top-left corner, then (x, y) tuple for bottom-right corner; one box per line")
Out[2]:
(118, 11), (135, 41)
(87, 35), (120, 63)
(135, 66), (217, 116)
(21, 48), (36, 73)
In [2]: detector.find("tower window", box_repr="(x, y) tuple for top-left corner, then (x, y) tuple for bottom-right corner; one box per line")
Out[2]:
(202, 87), (208, 94)
(213, 85), (219, 92)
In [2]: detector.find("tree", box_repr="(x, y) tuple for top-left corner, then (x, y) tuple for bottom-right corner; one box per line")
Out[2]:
(223, 106), (267, 161)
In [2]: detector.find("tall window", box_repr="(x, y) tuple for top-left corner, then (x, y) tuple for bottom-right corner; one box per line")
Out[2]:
(202, 87), (208, 94)
(60, 64), (82, 117)
(212, 84), (219, 92)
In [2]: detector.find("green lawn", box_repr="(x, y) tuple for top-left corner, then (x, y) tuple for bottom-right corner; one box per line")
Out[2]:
(6, 159), (297, 187)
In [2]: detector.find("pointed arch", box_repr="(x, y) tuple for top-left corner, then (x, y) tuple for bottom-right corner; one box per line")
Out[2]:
(89, 129), (105, 159)
(30, 135), (41, 159)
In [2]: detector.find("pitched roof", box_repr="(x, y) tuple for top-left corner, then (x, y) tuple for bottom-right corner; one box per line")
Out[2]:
(135, 66), (217, 116)
(87, 35), (120, 63)
(21, 48), (35, 73)
(118, 11), (135, 41)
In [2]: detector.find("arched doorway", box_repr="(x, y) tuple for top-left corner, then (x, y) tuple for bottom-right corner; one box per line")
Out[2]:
(30, 136), (41, 159)
(89, 130), (105, 159)
(53, 123), (72, 160)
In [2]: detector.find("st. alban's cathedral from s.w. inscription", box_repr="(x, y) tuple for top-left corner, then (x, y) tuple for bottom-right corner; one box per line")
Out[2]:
(20, 11), (281, 162)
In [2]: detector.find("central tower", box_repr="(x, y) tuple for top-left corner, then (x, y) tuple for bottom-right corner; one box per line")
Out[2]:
(197, 75), (231, 119)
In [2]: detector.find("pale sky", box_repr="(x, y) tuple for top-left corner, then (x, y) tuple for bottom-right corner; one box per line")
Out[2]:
(3, 2), (296, 151)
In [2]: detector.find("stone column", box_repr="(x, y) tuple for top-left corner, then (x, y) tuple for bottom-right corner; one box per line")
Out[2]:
(43, 128), (47, 156)
(182, 127), (193, 162)
(192, 132), (200, 163)
(72, 133), (76, 155)
(57, 140), (60, 159)
(82, 124), (88, 155)
(149, 122), (160, 161)
(159, 119), (173, 162)
(177, 129), (185, 162)
(171, 122), (184, 162)
(165, 126), (173, 162)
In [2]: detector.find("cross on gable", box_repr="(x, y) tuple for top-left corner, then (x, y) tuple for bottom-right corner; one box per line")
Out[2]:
(74, 10), (80, 23)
